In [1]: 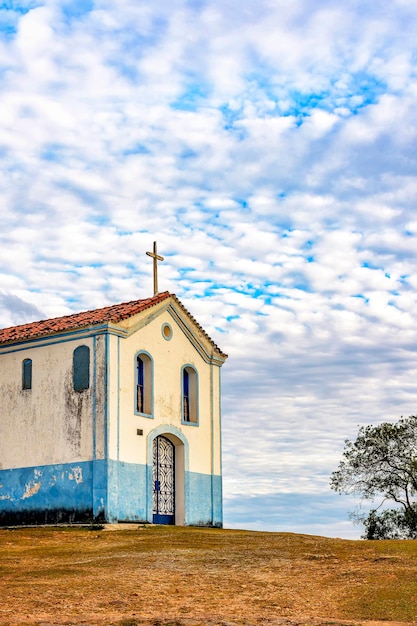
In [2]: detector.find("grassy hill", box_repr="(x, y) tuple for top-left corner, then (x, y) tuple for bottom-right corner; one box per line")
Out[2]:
(0, 524), (416, 626)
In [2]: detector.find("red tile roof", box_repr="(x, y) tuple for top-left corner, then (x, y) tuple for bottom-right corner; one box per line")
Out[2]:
(0, 292), (171, 345)
(0, 292), (227, 358)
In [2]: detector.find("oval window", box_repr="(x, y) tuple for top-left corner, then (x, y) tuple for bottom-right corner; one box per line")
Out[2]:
(162, 323), (173, 340)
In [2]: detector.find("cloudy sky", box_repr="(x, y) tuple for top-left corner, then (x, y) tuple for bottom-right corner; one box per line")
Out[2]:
(2, 0), (417, 538)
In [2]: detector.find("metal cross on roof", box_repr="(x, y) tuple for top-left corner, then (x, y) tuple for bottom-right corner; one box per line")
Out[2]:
(146, 241), (164, 295)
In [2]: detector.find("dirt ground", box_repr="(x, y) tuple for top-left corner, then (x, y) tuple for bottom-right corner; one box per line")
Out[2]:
(0, 525), (416, 626)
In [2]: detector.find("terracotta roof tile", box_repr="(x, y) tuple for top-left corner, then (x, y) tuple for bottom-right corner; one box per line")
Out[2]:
(0, 292), (227, 358)
(0, 292), (171, 345)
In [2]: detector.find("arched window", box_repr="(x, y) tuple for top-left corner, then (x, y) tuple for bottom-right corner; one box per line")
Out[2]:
(73, 345), (90, 392)
(136, 352), (153, 416)
(182, 365), (198, 424)
(22, 358), (32, 390)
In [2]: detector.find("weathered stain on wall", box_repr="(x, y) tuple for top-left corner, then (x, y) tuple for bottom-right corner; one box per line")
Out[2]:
(64, 369), (89, 457)
(68, 466), (83, 484)
(22, 480), (41, 499)
(94, 334), (106, 460)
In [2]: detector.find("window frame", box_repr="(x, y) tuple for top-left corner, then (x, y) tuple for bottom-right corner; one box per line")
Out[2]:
(22, 358), (32, 390)
(73, 345), (90, 392)
(134, 350), (154, 418)
(181, 364), (199, 425)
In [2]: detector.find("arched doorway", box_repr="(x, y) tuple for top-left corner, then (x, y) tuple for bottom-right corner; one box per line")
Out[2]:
(152, 435), (175, 524)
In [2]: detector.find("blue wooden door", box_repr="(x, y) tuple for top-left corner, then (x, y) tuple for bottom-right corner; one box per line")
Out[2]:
(152, 436), (175, 524)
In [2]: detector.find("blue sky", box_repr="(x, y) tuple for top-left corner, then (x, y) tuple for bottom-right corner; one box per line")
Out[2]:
(1, 0), (417, 538)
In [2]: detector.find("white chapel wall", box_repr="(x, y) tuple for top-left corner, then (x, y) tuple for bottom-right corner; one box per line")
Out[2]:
(0, 334), (105, 470)
(107, 308), (222, 478)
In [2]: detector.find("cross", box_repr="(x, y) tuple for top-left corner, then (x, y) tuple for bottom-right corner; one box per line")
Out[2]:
(146, 241), (164, 295)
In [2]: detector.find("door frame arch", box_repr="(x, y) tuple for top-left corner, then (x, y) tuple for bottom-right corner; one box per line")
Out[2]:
(152, 436), (175, 524)
(147, 425), (189, 525)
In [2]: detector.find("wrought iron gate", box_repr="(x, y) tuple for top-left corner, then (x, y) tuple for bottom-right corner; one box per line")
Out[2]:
(152, 436), (175, 525)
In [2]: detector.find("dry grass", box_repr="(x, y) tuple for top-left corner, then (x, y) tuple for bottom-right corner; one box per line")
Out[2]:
(0, 524), (416, 626)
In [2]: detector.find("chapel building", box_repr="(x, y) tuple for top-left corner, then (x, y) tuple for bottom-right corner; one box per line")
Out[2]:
(0, 291), (227, 526)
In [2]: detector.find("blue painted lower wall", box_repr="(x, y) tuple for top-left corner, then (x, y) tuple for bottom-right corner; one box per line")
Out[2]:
(107, 459), (148, 523)
(0, 460), (107, 525)
(186, 472), (222, 527)
(0, 460), (222, 527)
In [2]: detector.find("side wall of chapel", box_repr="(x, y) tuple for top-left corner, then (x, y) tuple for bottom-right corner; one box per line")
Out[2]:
(0, 333), (107, 524)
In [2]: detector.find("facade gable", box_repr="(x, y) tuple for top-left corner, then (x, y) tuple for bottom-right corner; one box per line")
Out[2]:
(114, 295), (227, 366)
